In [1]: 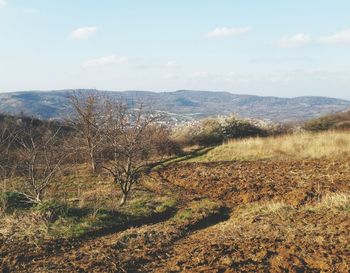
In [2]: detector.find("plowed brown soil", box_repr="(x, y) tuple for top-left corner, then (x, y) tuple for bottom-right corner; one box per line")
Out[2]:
(1, 159), (349, 272)
(156, 159), (350, 207)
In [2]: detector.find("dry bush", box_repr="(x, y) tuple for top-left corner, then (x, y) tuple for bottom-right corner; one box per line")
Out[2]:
(0, 115), (73, 205)
(150, 125), (182, 156)
(171, 115), (268, 147)
(0, 115), (20, 196)
(171, 123), (200, 146)
(15, 122), (66, 203)
(222, 116), (268, 139)
(303, 110), (350, 132)
(193, 118), (223, 146)
(334, 120), (350, 130)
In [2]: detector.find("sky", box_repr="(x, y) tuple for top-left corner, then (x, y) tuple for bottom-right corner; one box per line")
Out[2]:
(1, 0), (350, 99)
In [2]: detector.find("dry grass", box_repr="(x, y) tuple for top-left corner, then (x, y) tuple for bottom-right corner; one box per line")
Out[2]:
(0, 163), (180, 242)
(191, 130), (350, 162)
(307, 192), (350, 211)
(0, 211), (50, 244)
(233, 192), (350, 222)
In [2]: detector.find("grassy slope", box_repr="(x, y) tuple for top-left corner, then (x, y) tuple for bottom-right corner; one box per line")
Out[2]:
(1, 130), (350, 272)
(149, 130), (350, 271)
(190, 130), (350, 162)
(0, 165), (179, 242)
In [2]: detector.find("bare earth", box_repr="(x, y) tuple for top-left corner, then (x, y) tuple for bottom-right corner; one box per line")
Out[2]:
(1, 159), (350, 272)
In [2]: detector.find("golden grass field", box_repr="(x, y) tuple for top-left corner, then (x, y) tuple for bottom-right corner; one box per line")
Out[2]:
(191, 130), (350, 162)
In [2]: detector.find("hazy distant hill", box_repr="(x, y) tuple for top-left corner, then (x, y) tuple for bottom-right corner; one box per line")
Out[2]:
(0, 89), (350, 122)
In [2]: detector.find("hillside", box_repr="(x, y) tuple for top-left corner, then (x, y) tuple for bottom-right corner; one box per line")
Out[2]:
(189, 130), (350, 162)
(0, 90), (350, 122)
(1, 131), (349, 272)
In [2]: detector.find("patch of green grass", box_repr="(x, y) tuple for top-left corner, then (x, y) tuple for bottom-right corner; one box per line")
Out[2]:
(0, 191), (32, 212)
(0, 193), (178, 240)
(126, 197), (156, 218)
(155, 197), (178, 214)
(173, 199), (222, 223)
(45, 194), (178, 239)
(174, 208), (193, 221)
(340, 205), (350, 212)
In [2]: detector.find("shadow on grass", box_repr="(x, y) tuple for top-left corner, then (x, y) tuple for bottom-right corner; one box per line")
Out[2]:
(79, 206), (177, 240)
(41, 205), (178, 255)
(188, 206), (231, 232)
(148, 146), (215, 172)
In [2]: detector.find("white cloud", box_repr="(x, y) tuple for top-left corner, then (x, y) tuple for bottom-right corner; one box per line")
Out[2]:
(132, 64), (150, 70)
(205, 27), (251, 38)
(226, 71), (251, 83)
(70, 26), (97, 40)
(279, 33), (311, 48)
(0, 0), (7, 8)
(320, 28), (350, 45)
(84, 55), (128, 67)
(164, 73), (174, 79)
(192, 71), (209, 78)
(165, 60), (178, 68)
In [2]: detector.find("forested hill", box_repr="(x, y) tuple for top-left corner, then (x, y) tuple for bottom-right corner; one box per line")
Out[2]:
(0, 89), (349, 122)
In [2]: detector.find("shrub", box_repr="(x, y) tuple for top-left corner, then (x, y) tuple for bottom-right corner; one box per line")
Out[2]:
(171, 115), (269, 147)
(171, 124), (200, 146)
(222, 116), (268, 139)
(151, 126), (183, 156)
(303, 111), (350, 132)
(302, 116), (337, 131)
(266, 122), (300, 136)
(0, 191), (32, 212)
(34, 200), (69, 221)
(193, 118), (223, 146)
(334, 121), (350, 130)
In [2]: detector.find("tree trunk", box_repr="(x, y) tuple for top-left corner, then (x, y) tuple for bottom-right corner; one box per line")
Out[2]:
(90, 149), (96, 173)
(119, 192), (127, 206)
(35, 191), (42, 203)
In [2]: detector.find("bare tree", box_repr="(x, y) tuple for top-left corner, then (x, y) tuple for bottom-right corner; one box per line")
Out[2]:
(102, 101), (160, 206)
(69, 91), (103, 173)
(103, 99), (127, 162)
(16, 121), (66, 203)
(0, 116), (18, 192)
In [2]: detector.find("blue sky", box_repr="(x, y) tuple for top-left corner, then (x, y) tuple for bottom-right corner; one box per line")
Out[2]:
(1, 0), (350, 99)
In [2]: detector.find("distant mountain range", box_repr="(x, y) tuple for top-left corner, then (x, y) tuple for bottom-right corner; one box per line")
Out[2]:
(0, 89), (350, 122)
